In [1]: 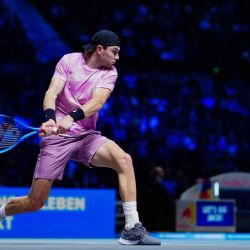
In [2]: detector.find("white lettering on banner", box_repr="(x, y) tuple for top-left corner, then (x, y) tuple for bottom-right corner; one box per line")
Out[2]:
(202, 206), (217, 214)
(202, 205), (228, 215)
(42, 196), (85, 211)
(207, 214), (223, 222)
(202, 205), (229, 223)
(218, 206), (228, 213)
(0, 216), (14, 230)
(57, 197), (66, 210)
(0, 196), (15, 204)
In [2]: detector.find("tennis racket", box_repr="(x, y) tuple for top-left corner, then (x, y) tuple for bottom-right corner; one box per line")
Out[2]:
(0, 114), (57, 154)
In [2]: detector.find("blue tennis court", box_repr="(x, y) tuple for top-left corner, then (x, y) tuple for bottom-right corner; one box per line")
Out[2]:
(0, 237), (250, 250)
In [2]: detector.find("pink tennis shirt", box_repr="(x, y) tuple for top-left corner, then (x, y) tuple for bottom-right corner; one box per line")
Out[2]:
(53, 52), (118, 135)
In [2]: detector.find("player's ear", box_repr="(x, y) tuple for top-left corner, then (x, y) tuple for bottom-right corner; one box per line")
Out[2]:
(96, 45), (103, 54)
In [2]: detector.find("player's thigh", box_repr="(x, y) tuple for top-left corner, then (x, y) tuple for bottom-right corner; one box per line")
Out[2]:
(91, 140), (128, 170)
(28, 178), (53, 203)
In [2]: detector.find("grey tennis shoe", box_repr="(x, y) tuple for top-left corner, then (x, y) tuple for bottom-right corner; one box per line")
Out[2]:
(118, 222), (161, 245)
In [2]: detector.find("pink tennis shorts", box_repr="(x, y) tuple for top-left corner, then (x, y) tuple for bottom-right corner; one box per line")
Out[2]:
(33, 132), (108, 180)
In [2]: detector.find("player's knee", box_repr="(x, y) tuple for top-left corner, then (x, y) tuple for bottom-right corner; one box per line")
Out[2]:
(125, 153), (133, 166)
(117, 153), (133, 172)
(27, 198), (45, 212)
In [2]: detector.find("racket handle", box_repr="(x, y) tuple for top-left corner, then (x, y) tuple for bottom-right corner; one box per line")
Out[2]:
(39, 128), (45, 134)
(39, 126), (58, 136)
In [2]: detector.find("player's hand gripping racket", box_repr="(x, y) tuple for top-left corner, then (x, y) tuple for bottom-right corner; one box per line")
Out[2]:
(0, 115), (57, 154)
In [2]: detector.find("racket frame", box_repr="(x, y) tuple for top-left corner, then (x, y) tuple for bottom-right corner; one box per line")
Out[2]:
(0, 115), (39, 154)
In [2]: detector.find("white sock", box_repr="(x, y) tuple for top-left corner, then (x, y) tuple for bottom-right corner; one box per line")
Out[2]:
(122, 201), (139, 229)
(0, 204), (6, 218)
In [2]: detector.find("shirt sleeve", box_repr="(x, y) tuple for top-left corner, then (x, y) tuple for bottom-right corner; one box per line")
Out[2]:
(95, 67), (118, 92)
(53, 54), (70, 81)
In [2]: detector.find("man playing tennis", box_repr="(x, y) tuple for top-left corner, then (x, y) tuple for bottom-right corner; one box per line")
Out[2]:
(0, 30), (160, 245)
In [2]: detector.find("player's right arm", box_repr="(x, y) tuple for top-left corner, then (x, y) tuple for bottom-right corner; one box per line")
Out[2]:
(43, 77), (65, 110)
(40, 77), (66, 136)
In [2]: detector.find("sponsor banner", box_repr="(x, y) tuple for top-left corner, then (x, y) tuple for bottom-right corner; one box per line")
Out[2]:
(176, 200), (235, 232)
(0, 187), (116, 238)
(176, 200), (196, 231)
(211, 172), (250, 190)
(196, 200), (234, 227)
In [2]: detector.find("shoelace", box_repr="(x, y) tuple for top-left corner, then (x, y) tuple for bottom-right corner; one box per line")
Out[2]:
(131, 224), (147, 238)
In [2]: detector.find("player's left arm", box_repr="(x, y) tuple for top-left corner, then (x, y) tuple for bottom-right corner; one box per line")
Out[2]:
(56, 88), (111, 133)
(81, 87), (111, 117)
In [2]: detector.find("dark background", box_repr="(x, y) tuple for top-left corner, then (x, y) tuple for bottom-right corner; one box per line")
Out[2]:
(0, 0), (249, 232)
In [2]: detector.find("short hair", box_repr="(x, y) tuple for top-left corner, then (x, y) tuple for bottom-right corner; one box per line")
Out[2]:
(83, 45), (107, 59)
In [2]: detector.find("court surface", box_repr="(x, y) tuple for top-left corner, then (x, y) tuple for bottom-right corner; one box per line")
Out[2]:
(0, 239), (250, 250)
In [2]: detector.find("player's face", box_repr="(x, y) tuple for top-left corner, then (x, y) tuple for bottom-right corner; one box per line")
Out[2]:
(99, 46), (120, 68)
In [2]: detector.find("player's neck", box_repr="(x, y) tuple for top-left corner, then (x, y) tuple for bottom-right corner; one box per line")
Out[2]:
(84, 54), (101, 69)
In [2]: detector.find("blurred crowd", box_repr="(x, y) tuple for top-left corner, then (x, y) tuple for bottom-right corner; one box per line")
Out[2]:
(0, 0), (250, 230)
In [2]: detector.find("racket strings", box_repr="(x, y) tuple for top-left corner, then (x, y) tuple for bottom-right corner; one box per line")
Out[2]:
(0, 121), (21, 149)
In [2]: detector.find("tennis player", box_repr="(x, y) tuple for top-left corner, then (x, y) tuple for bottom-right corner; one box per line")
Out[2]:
(0, 30), (160, 245)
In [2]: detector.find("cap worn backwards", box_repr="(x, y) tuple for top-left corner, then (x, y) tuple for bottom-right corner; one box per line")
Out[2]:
(83, 30), (121, 51)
